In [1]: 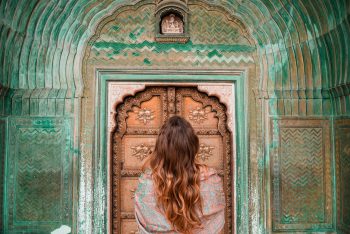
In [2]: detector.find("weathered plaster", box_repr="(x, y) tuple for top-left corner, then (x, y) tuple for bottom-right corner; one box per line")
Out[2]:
(0, 0), (349, 233)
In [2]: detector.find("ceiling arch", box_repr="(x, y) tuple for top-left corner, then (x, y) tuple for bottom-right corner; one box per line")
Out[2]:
(0, 0), (348, 99)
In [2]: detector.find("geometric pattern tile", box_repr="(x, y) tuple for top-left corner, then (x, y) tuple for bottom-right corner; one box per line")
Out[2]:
(271, 119), (333, 231)
(4, 118), (73, 233)
(0, 119), (5, 232)
(90, 4), (255, 67)
(189, 5), (250, 45)
(336, 119), (350, 232)
(280, 128), (324, 223)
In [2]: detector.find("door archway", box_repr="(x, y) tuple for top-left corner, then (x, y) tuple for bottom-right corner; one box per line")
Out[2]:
(111, 86), (233, 233)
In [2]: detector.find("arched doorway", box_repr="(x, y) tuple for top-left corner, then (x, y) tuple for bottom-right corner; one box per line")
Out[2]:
(82, 0), (252, 232)
(111, 86), (233, 233)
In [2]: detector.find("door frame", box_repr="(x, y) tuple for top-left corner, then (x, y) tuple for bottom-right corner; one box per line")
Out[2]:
(93, 69), (249, 234)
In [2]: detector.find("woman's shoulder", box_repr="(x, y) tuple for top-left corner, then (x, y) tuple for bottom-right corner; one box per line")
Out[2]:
(138, 168), (152, 183)
(198, 166), (225, 217)
(199, 166), (220, 181)
(135, 168), (153, 194)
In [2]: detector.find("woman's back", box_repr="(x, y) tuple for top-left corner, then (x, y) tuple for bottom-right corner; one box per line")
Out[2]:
(134, 166), (225, 234)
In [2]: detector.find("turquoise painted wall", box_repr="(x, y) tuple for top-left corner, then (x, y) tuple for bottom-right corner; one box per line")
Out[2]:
(0, 118), (5, 232)
(0, 0), (349, 233)
(2, 117), (74, 233)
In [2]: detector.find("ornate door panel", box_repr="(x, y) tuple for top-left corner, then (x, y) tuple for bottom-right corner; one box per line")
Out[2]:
(112, 86), (232, 233)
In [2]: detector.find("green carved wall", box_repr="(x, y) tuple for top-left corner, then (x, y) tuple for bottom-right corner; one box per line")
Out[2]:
(0, 0), (349, 233)
(336, 119), (350, 233)
(4, 118), (74, 233)
(0, 119), (5, 232)
(270, 118), (333, 231)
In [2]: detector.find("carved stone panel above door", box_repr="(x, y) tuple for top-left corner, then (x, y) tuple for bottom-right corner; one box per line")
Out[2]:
(112, 86), (233, 233)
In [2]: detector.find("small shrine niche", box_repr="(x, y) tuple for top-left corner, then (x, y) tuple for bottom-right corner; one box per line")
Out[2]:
(155, 0), (189, 43)
(161, 13), (184, 34)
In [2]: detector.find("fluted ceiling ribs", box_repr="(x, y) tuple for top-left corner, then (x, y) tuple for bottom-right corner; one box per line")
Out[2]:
(0, 0), (349, 99)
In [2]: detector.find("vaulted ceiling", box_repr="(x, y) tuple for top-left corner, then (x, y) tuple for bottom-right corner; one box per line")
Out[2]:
(0, 0), (349, 99)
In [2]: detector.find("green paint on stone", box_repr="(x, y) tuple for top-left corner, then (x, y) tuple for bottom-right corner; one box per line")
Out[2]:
(112, 50), (120, 55)
(0, 1), (349, 233)
(3, 117), (74, 233)
(208, 50), (223, 58)
(107, 53), (115, 58)
(129, 27), (145, 40)
(143, 58), (151, 65)
(92, 41), (256, 53)
(0, 119), (5, 231)
(111, 25), (120, 31)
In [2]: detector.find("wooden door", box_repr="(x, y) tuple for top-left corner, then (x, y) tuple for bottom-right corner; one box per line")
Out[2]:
(111, 86), (232, 233)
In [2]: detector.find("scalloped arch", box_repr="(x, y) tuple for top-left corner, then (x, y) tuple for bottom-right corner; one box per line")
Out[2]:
(0, 0), (349, 100)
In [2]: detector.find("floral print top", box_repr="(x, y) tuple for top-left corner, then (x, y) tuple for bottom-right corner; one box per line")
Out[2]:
(134, 167), (225, 234)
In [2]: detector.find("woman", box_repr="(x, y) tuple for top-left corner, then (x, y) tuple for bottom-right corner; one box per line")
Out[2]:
(134, 116), (226, 234)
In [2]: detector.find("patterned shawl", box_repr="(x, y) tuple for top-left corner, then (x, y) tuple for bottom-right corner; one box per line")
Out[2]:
(134, 167), (225, 234)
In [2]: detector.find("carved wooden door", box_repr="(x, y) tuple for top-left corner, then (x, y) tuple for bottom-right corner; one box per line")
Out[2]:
(112, 86), (232, 233)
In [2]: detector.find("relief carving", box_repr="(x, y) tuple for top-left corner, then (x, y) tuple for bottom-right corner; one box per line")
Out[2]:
(156, 0), (188, 5)
(168, 87), (176, 117)
(271, 119), (332, 231)
(197, 143), (215, 161)
(189, 107), (210, 124)
(131, 143), (154, 161)
(197, 84), (234, 132)
(7, 118), (72, 230)
(135, 108), (155, 125)
(155, 0), (189, 43)
(161, 14), (184, 34)
(108, 83), (145, 132)
(176, 88), (228, 135)
(113, 86), (232, 233)
(175, 87), (231, 231)
(335, 121), (350, 229)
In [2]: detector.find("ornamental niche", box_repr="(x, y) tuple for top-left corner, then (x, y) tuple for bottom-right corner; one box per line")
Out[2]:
(155, 0), (189, 43)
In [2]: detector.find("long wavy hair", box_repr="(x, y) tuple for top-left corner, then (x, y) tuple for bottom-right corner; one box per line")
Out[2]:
(148, 116), (204, 233)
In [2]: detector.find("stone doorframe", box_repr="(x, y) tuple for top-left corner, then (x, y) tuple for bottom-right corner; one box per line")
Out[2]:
(92, 69), (249, 234)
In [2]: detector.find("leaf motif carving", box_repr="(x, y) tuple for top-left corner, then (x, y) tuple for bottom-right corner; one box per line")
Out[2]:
(131, 143), (154, 161)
